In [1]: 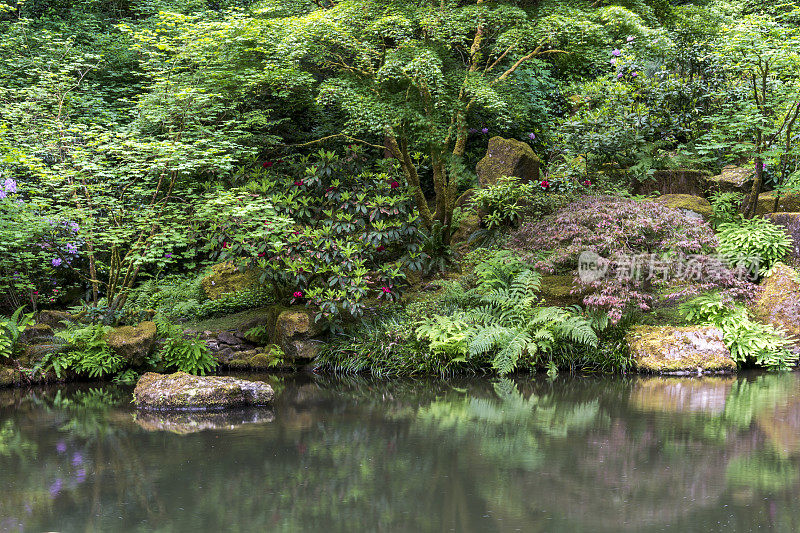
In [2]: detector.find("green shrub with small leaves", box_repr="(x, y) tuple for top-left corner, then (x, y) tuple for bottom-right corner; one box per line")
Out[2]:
(470, 176), (535, 231)
(709, 191), (744, 228)
(680, 293), (797, 370)
(716, 217), (791, 275)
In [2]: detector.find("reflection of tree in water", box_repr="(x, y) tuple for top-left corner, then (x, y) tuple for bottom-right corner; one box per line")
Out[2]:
(2, 374), (800, 531)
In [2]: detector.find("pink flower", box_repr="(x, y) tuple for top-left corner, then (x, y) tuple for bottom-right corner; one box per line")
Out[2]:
(376, 245), (386, 252)
(583, 179), (591, 187)
(294, 180), (304, 187)
(610, 58), (617, 65)
(611, 49), (621, 57)
(223, 242), (230, 249)
(627, 35), (635, 42)
(381, 287), (391, 294)
(631, 72), (638, 77)
(540, 180), (550, 190)
(293, 291), (303, 299)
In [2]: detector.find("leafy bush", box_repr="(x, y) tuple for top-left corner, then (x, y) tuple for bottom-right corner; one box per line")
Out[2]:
(716, 217), (791, 276)
(709, 191), (744, 228)
(205, 148), (420, 328)
(46, 324), (124, 379)
(680, 293), (797, 370)
(155, 321), (218, 376)
(0, 307), (34, 360)
(470, 176), (535, 231)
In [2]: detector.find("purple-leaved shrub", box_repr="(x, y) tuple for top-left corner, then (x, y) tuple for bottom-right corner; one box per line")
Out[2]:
(509, 196), (757, 322)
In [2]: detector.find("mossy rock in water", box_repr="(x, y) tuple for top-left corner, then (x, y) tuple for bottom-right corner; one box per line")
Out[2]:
(752, 191), (800, 216)
(201, 262), (262, 300)
(476, 136), (540, 188)
(133, 371), (274, 410)
(626, 325), (736, 374)
(654, 194), (712, 220)
(751, 263), (800, 342)
(764, 213), (800, 258)
(106, 321), (157, 367)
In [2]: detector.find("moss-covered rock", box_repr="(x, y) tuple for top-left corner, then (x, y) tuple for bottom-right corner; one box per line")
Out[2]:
(765, 213), (800, 258)
(706, 165), (753, 195)
(106, 321), (157, 367)
(751, 262), (800, 341)
(450, 213), (480, 247)
(133, 408), (274, 434)
(476, 136), (540, 188)
(19, 323), (54, 345)
(626, 325), (736, 374)
(200, 262), (262, 300)
(133, 371), (274, 410)
(654, 194), (713, 220)
(634, 169), (712, 197)
(753, 191), (800, 215)
(36, 310), (76, 330)
(539, 275), (585, 306)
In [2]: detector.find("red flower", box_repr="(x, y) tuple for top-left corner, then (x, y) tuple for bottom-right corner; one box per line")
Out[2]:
(258, 252), (266, 257)
(293, 291), (303, 299)
(294, 180), (304, 187)
(325, 187), (335, 193)
(389, 181), (400, 189)
(223, 242), (230, 249)
(582, 179), (591, 187)
(540, 180), (550, 190)
(376, 245), (386, 252)
(381, 286), (392, 294)
(262, 161), (273, 168)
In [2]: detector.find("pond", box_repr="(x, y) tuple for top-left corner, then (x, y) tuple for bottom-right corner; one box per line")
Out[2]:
(1, 372), (800, 532)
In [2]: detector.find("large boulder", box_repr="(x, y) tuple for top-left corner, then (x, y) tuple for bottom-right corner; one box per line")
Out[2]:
(634, 169), (711, 197)
(626, 326), (737, 374)
(706, 165), (753, 195)
(654, 194), (713, 220)
(201, 262), (262, 300)
(476, 136), (540, 188)
(36, 310), (76, 330)
(751, 263), (800, 341)
(753, 191), (800, 215)
(764, 213), (800, 258)
(274, 307), (325, 361)
(106, 321), (157, 367)
(133, 372), (274, 410)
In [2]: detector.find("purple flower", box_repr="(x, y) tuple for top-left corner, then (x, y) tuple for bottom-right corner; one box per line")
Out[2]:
(762, 162), (768, 170)
(49, 478), (63, 498)
(617, 73), (624, 78)
(75, 468), (87, 483)
(468, 128), (478, 134)
(70, 222), (79, 233)
(51, 257), (62, 267)
(627, 35), (635, 42)
(610, 58), (617, 65)
(3, 178), (17, 193)
(164, 253), (172, 259)
(71, 452), (83, 466)
(528, 133), (536, 141)
(611, 49), (621, 57)
(56, 441), (66, 454)
(65, 243), (78, 255)
(481, 127), (489, 134)
(631, 72), (638, 77)
(0, 190), (5, 199)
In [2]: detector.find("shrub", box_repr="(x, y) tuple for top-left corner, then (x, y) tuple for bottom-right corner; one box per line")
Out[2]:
(709, 191), (744, 228)
(680, 293), (797, 370)
(43, 324), (124, 379)
(469, 176), (535, 231)
(155, 321), (218, 376)
(510, 196), (756, 321)
(716, 217), (791, 276)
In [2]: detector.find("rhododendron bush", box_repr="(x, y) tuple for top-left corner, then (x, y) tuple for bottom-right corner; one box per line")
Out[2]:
(510, 196), (757, 322)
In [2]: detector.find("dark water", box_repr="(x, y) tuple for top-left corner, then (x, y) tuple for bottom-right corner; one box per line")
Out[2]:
(2, 372), (800, 532)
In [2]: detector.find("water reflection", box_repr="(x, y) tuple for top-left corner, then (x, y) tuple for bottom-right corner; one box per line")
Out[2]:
(1, 373), (800, 532)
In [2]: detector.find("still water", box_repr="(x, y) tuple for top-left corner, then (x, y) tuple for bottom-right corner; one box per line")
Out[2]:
(1, 372), (800, 532)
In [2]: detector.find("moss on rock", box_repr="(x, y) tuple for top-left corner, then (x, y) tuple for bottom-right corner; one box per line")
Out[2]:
(654, 194), (713, 220)
(539, 275), (585, 306)
(753, 192), (800, 216)
(200, 262), (262, 300)
(106, 321), (157, 367)
(634, 169), (712, 197)
(476, 136), (540, 188)
(706, 165), (753, 195)
(751, 262), (800, 340)
(626, 325), (736, 374)
(764, 213), (800, 258)
(133, 371), (274, 410)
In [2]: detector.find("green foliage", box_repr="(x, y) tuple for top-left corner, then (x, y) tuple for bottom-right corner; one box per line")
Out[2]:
(45, 324), (124, 378)
(679, 293), (797, 371)
(709, 191), (744, 228)
(0, 306), (34, 360)
(155, 320), (218, 375)
(470, 176), (535, 231)
(716, 217), (791, 275)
